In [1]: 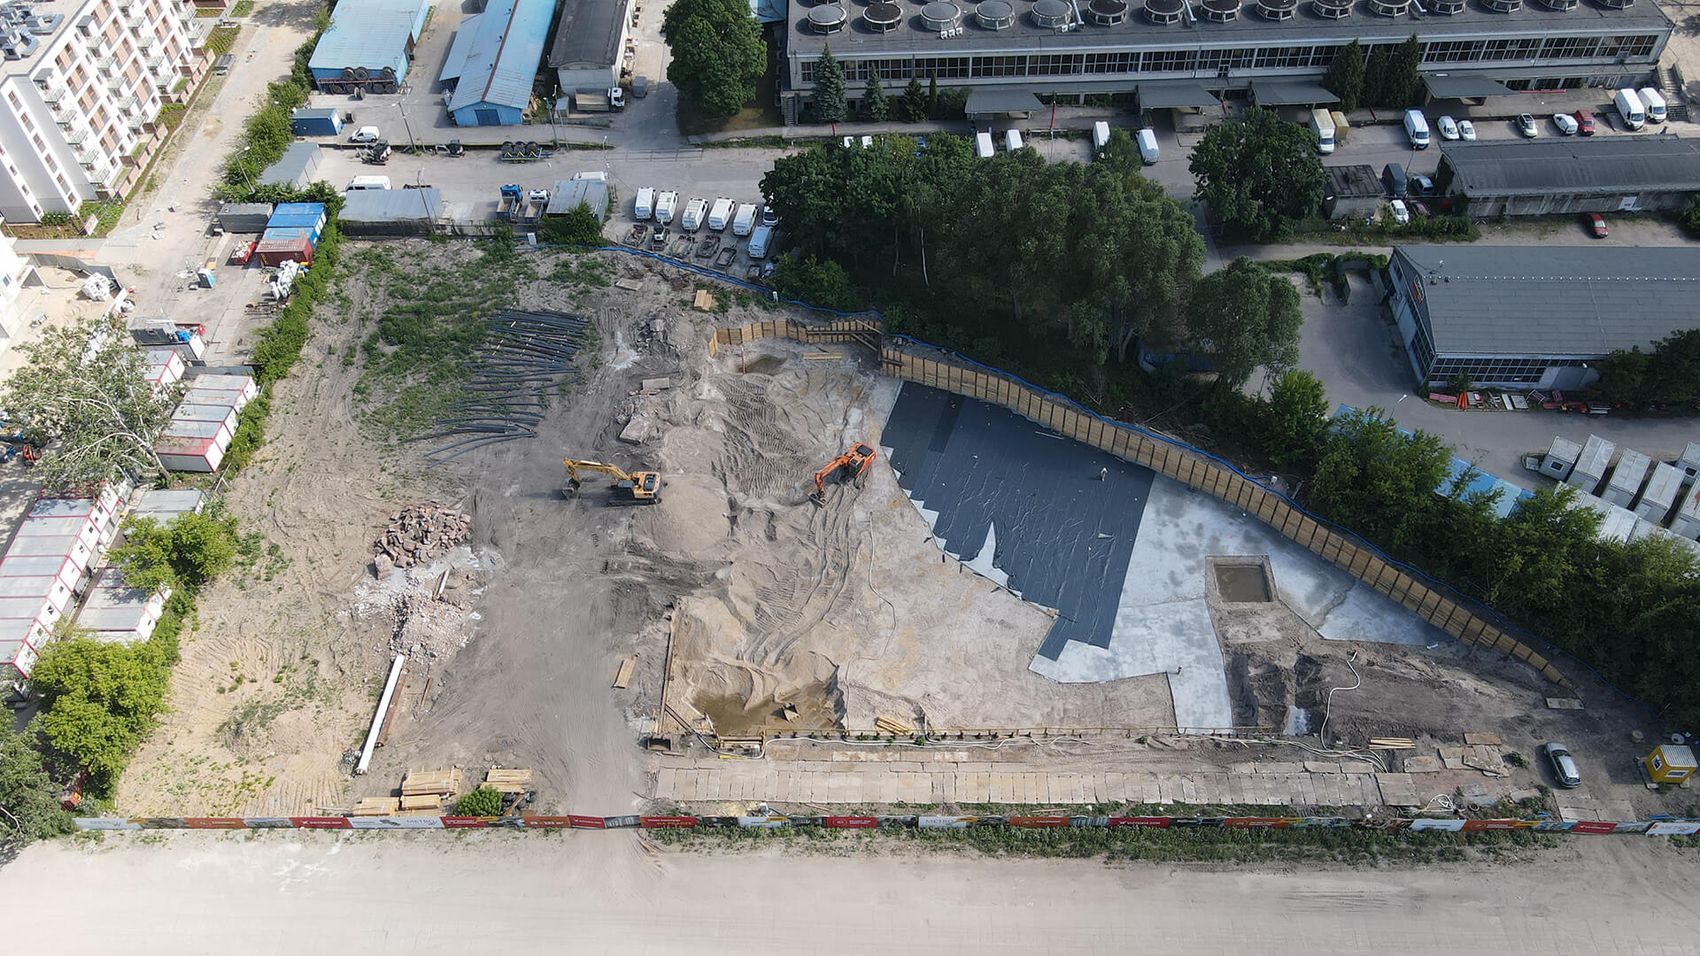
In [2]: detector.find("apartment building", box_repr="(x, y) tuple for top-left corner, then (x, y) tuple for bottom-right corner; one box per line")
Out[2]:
(0, 0), (205, 223)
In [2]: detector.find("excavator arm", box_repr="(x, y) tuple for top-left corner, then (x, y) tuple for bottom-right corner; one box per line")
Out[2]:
(810, 442), (878, 505)
(562, 459), (663, 503)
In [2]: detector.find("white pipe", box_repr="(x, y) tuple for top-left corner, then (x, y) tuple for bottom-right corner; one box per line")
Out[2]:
(355, 654), (406, 775)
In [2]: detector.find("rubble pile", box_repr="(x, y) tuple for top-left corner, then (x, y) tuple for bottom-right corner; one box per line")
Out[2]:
(373, 503), (471, 576)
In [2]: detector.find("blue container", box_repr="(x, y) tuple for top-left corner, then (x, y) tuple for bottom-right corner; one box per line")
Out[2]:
(289, 109), (343, 137)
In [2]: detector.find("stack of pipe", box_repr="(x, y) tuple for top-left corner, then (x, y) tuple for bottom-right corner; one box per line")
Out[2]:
(424, 309), (590, 461)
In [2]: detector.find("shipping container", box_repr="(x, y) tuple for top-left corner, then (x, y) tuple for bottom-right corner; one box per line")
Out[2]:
(1601, 448), (1651, 508)
(1633, 462), (1683, 523)
(264, 212), (325, 244)
(290, 107), (345, 137)
(1670, 484), (1700, 540)
(1539, 437), (1583, 479)
(217, 202), (275, 234)
(255, 235), (314, 267)
(1565, 435), (1615, 495)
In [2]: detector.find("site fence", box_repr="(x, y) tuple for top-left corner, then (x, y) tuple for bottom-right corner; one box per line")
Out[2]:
(70, 813), (1700, 835)
(760, 726), (1279, 743)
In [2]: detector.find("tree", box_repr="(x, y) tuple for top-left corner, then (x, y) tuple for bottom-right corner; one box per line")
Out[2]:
(455, 786), (505, 817)
(110, 511), (241, 594)
(1, 316), (179, 494)
(30, 636), (171, 792)
(926, 73), (938, 117)
(812, 45), (848, 124)
(862, 69), (889, 122)
(1308, 408), (1453, 558)
(1382, 34), (1422, 108)
(1598, 329), (1700, 405)
(661, 0), (766, 118)
(1361, 46), (1390, 109)
(538, 202), (606, 248)
(1323, 40), (1365, 112)
(1262, 370), (1329, 470)
(1190, 108), (1327, 242)
(900, 78), (928, 121)
(0, 724), (74, 843)
(1187, 257), (1302, 387)
(770, 255), (860, 310)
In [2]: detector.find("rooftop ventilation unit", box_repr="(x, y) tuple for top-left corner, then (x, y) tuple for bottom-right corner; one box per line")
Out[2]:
(1032, 0), (1073, 26)
(1144, 0), (1184, 23)
(1535, 0), (1575, 9)
(1367, 0), (1408, 14)
(1254, 0), (1297, 19)
(1482, 0), (1522, 11)
(1594, 0), (1633, 8)
(863, 1), (901, 29)
(920, 0), (964, 29)
(1200, 0), (1241, 20)
(1312, 0), (1352, 17)
(975, 0), (1016, 27)
(0, 25), (36, 59)
(807, 3), (848, 31)
(1086, 0), (1130, 23)
(1428, 0), (1465, 12)
(25, 12), (58, 33)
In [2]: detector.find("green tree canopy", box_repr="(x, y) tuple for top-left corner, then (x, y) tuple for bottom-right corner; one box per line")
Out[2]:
(0, 724), (74, 843)
(1323, 41), (1365, 112)
(539, 202), (607, 248)
(900, 78), (928, 121)
(811, 45), (848, 123)
(30, 636), (171, 792)
(1597, 329), (1700, 406)
(1309, 407), (1452, 556)
(1, 316), (180, 494)
(661, 0), (766, 118)
(110, 511), (241, 594)
(1187, 257), (1303, 387)
(1190, 108), (1326, 242)
(1382, 34), (1423, 108)
(1262, 369), (1329, 470)
(862, 70), (889, 122)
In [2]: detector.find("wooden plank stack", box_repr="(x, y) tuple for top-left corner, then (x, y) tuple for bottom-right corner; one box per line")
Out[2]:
(1368, 737), (1416, 750)
(401, 767), (463, 797)
(400, 794), (445, 812)
(350, 796), (402, 816)
(612, 657), (635, 689)
(483, 768), (534, 794)
(875, 716), (913, 736)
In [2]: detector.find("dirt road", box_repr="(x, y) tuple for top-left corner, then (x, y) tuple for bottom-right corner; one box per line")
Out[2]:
(5, 833), (1698, 954)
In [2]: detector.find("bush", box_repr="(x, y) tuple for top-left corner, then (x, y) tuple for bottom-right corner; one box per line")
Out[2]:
(222, 390), (271, 475)
(0, 723), (75, 843)
(769, 255), (860, 311)
(454, 786), (505, 817)
(253, 221), (341, 383)
(1682, 197), (1700, 239)
(109, 510), (240, 594)
(30, 636), (172, 794)
(537, 202), (606, 248)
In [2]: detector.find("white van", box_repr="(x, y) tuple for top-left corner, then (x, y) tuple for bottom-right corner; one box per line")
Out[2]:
(1004, 128), (1024, 152)
(1092, 121), (1110, 155)
(655, 190), (678, 224)
(633, 187), (655, 221)
(681, 198), (707, 231)
(1639, 87), (1667, 123)
(1403, 109), (1430, 149)
(1310, 107), (1336, 155)
(348, 125), (381, 144)
(747, 224), (774, 260)
(345, 175), (390, 191)
(974, 131), (995, 158)
(732, 202), (757, 237)
(1135, 127), (1159, 165)
(707, 197), (734, 231)
(1614, 88), (1646, 130)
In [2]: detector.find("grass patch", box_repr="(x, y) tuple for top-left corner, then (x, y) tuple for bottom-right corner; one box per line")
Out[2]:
(206, 25), (240, 56)
(702, 135), (790, 149)
(194, 5), (222, 14)
(230, 0), (254, 14)
(676, 63), (780, 138)
(77, 199), (126, 237)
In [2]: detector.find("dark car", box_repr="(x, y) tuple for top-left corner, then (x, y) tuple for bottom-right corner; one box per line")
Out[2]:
(1542, 742), (1582, 788)
(1575, 109), (1596, 136)
(1586, 213), (1608, 238)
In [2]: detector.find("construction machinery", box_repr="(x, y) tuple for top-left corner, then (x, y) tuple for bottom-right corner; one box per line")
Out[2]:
(563, 459), (664, 503)
(810, 442), (877, 505)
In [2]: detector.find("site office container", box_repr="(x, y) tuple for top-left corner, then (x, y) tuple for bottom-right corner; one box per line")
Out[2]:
(1565, 435), (1615, 495)
(186, 373), (259, 410)
(171, 403), (241, 436)
(30, 495), (118, 535)
(15, 514), (102, 553)
(2, 633), (40, 680)
(0, 574), (76, 615)
(0, 553), (86, 595)
(0, 615), (49, 649)
(0, 596), (60, 634)
(1633, 462), (1682, 523)
(156, 418), (235, 473)
(143, 348), (187, 390)
(4, 530), (95, 571)
(75, 571), (168, 643)
(1601, 448), (1651, 509)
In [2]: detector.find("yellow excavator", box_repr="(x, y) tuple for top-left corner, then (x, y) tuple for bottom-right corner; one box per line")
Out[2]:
(562, 459), (664, 504)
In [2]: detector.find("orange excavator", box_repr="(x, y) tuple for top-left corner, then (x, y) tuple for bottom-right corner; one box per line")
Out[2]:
(810, 442), (877, 506)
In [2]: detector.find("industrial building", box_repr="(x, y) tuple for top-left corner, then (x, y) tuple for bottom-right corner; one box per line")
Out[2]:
(339, 187), (442, 235)
(778, 0), (1672, 123)
(439, 0), (554, 126)
(0, 0), (209, 222)
(1322, 164), (1382, 220)
(1437, 135), (1700, 216)
(259, 142), (322, 189)
(1383, 244), (1700, 390)
(307, 0), (430, 93)
(545, 178), (609, 218)
(547, 0), (632, 95)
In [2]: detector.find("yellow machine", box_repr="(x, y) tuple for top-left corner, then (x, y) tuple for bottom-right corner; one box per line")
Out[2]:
(562, 459), (664, 504)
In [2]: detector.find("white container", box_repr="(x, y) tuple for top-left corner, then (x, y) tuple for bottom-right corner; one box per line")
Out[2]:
(707, 197), (734, 231)
(1136, 128), (1159, 165)
(1601, 448), (1651, 508)
(1565, 434), (1615, 495)
(1092, 121), (1109, 153)
(1310, 108), (1336, 154)
(1634, 462), (1683, 523)
(748, 224), (774, 259)
(974, 132), (994, 158)
(681, 198), (707, 232)
(1538, 435), (1581, 481)
(1004, 129), (1024, 152)
(1614, 88), (1645, 130)
(732, 203), (757, 237)
(1639, 87), (1667, 123)
(655, 191), (678, 224)
(634, 187), (655, 220)
(0, 555), (83, 596)
(1403, 109), (1430, 149)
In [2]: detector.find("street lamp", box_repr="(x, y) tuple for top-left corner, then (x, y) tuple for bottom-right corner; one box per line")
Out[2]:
(238, 144), (255, 192)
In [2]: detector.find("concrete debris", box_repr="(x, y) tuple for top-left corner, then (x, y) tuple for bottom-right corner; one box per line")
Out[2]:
(1402, 755), (1443, 773)
(374, 503), (472, 574)
(1546, 697), (1585, 710)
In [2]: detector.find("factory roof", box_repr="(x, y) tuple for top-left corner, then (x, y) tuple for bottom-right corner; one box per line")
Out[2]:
(445, 0), (557, 113)
(260, 143), (322, 188)
(1440, 135), (1700, 198)
(546, 179), (611, 217)
(548, 0), (629, 69)
(308, 0), (429, 73)
(340, 187), (445, 222)
(1393, 245), (1700, 358)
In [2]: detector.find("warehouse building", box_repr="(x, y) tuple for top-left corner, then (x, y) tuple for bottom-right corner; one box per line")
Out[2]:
(260, 143), (322, 190)
(308, 0), (431, 93)
(545, 178), (610, 218)
(439, 0), (554, 125)
(1437, 135), (1700, 216)
(778, 0), (1672, 124)
(1322, 164), (1383, 220)
(339, 187), (443, 235)
(1384, 244), (1700, 391)
(547, 0), (632, 95)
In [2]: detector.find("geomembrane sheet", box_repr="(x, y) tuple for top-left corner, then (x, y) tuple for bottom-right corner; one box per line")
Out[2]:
(881, 383), (1155, 660)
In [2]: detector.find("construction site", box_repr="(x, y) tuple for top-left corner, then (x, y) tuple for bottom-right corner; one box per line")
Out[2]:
(112, 242), (1696, 824)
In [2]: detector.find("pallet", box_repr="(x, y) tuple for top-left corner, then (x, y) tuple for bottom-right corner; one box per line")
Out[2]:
(350, 796), (402, 816)
(612, 657), (635, 689)
(399, 794), (445, 812)
(484, 768), (534, 794)
(1368, 738), (1416, 750)
(401, 767), (463, 796)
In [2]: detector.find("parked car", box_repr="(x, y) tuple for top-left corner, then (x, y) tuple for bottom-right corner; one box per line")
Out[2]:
(1574, 109), (1596, 136)
(1554, 112), (1579, 135)
(1458, 119), (1477, 141)
(1586, 212), (1609, 238)
(1437, 115), (1460, 140)
(1387, 199), (1410, 225)
(1409, 174), (1435, 196)
(1516, 114), (1538, 137)
(759, 205), (779, 227)
(1541, 742), (1582, 788)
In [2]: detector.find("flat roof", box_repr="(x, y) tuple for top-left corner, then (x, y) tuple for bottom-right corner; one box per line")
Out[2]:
(1441, 135), (1700, 198)
(545, 179), (610, 217)
(446, 0), (556, 114)
(1423, 73), (1515, 98)
(1325, 163), (1381, 199)
(1394, 244), (1700, 357)
(548, 0), (629, 70)
(261, 143), (321, 187)
(1137, 80), (1219, 109)
(1251, 79), (1338, 106)
(965, 87), (1045, 114)
(340, 188), (445, 221)
(1639, 462), (1683, 509)
(786, 0), (1672, 58)
(1575, 434), (1616, 477)
(308, 0), (429, 73)
(1606, 448), (1652, 495)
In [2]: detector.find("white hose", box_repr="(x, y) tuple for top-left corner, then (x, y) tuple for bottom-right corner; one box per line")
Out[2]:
(1318, 651), (1362, 752)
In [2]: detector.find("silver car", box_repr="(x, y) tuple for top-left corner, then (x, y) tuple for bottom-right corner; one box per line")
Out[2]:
(1541, 742), (1581, 788)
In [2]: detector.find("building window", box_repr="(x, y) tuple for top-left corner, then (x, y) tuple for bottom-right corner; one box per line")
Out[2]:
(1084, 51), (1136, 74)
(1143, 49), (1197, 73)
(971, 55), (1027, 78)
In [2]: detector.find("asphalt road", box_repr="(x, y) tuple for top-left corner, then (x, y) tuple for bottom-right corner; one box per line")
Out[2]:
(6, 832), (1700, 954)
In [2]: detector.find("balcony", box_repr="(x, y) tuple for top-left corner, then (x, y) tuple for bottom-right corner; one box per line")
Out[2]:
(93, 54), (116, 75)
(64, 125), (89, 145)
(49, 101), (75, 124)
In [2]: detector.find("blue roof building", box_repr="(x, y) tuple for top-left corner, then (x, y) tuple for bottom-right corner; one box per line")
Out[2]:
(439, 0), (554, 126)
(308, 0), (432, 91)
